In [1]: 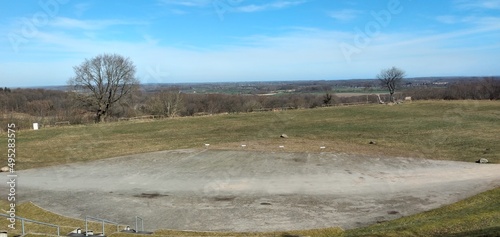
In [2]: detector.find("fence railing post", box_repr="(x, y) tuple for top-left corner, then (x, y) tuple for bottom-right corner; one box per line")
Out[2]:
(85, 216), (121, 236)
(21, 218), (25, 235)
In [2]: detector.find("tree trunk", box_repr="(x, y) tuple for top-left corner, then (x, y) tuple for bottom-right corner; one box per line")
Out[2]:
(95, 108), (107, 123)
(99, 113), (106, 123)
(95, 110), (102, 123)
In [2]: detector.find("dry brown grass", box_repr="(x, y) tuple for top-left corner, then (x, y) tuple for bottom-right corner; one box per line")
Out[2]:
(211, 138), (425, 159)
(1, 100), (499, 170)
(0, 201), (124, 236)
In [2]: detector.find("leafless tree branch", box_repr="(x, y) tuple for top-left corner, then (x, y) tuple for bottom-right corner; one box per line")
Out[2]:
(68, 53), (139, 122)
(377, 66), (406, 103)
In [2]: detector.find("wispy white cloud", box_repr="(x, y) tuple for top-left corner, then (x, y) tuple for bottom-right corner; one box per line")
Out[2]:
(436, 15), (459, 24)
(435, 13), (500, 30)
(169, 9), (189, 15)
(376, 20), (500, 50)
(235, 1), (307, 13)
(156, 0), (308, 17)
(73, 3), (92, 16)
(328, 9), (363, 21)
(158, 0), (211, 7)
(462, 16), (500, 28)
(454, 0), (500, 10)
(3, 1), (500, 87)
(49, 17), (145, 30)
(156, 0), (214, 16)
(5, 22), (499, 86)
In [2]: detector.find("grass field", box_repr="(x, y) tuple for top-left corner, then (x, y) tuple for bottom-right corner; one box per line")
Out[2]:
(1, 100), (498, 170)
(0, 100), (499, 236)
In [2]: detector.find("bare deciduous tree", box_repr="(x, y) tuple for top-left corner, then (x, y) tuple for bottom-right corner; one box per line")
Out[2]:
(481, 77), (500, 100)
(377, 66), (405, 103)
(149, 88), (183, 117)
(68, 53), (139, 122)
(323, 93), (333, 105)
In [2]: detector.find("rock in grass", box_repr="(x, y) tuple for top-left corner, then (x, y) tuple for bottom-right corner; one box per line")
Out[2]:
(476, 158), (489, 164)
(0, 166), (9, 172)
(280, 134), (288, 138)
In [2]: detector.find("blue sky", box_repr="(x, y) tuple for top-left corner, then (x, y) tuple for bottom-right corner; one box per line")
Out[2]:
(1, 0), (500, 87)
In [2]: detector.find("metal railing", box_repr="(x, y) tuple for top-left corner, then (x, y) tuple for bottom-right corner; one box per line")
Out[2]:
(85, 216), (120, 236)
(135, 216), (144, 232)
(0, 213), (146, 236)
(0, 213), (60, 236)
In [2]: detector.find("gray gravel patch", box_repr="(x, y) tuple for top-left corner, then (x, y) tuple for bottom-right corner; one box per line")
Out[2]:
(2, 149), (499, 232)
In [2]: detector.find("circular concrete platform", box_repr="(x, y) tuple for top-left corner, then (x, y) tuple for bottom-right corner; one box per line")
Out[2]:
(3, 149), (500, 232)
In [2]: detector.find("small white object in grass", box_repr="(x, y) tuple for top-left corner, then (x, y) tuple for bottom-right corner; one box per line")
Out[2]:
(205, 144), (210, 147)
(320, 146), (326, 149)
(279, 145), (285, 148)
(241, 144), (247, 147)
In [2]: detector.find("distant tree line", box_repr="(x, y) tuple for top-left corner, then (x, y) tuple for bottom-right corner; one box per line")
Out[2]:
(1, 77), (499, 130)
(403, 77), (500, 100)
(140, 90), (327, 117)
(0, 87), (12, 93)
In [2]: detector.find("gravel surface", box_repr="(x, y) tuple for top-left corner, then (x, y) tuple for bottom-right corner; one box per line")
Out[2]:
(2, 149), (499, 232)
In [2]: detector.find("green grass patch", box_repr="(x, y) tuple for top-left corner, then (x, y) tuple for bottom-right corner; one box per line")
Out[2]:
(343, 187), (500, 237)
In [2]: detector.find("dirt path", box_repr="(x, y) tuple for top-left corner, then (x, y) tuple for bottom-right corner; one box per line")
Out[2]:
(2, 149), (499, 232)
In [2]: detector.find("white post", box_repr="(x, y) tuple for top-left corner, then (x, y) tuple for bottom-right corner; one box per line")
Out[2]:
(33, 123), (39, 130)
